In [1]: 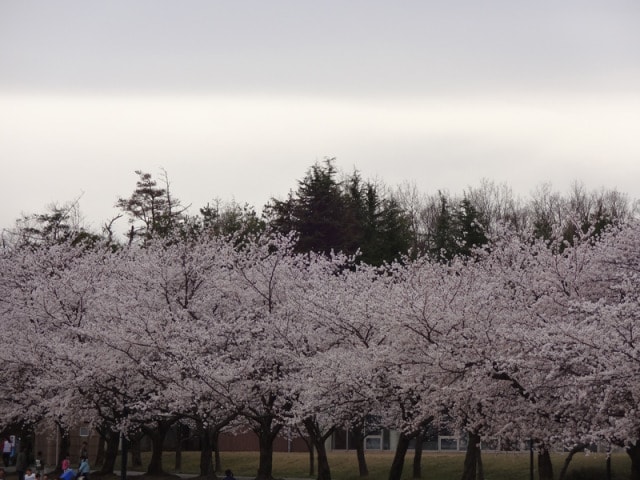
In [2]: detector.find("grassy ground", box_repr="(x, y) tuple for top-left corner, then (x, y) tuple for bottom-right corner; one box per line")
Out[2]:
(128, 450), (631, 480)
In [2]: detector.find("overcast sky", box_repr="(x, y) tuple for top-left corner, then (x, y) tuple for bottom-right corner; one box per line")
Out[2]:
(1, 1), (639, 236)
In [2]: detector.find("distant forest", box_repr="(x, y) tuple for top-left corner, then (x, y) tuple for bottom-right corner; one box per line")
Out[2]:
(4, 158), (636, 264)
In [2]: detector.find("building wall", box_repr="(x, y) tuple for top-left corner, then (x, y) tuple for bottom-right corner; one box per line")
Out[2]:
(34, 423), (309, 470)
(218, 431), (309, 453)
(33, 424), (99, 472)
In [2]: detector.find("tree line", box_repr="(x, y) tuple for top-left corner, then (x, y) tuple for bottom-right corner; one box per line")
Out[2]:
(0, 161), (639, 480)
(4, 159), (634, 263)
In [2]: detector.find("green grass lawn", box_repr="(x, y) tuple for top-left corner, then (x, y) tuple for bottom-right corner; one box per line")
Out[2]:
(129, 450), (631, 480)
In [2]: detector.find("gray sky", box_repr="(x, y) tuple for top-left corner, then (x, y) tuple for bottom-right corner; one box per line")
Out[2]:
(1, 1), (639, 235)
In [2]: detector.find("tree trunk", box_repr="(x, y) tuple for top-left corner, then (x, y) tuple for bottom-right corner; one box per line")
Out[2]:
(257, 431), (275, 480)
(130, 435), (143, 468)
(351, 422), (369, 477)
(315, 442), (331, 480)
(477, 447), (484, 480)
(121, 432), (129, 480)
(460, 431), (482, 480)
(308, 443), (315, 477)
(95, 435), (105, 467)
(212, 429), (222, 474)
(297, 432), (315, 477)
(303, 418), (333, 480)
(255, 417), (282, 480)
(388, 432), (412, 480)
(98, 432), (120, 475)
(198, 424), (215, 480)
(145, 421), (172, 475)
(530, 439), (534, 480)
(147, 431), (165, 475)
(558, 443), (587, 480)
(538, 447), (554, 480)
(413, 429), (425, 479)
(627, 442), (640, 480)
(175, 424), (183, 472)
(606, 448), (612, 480)
(316, 445), (331, 480)
(56, 424), (70, 474)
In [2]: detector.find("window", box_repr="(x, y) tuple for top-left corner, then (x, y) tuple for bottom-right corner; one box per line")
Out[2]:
(439, 437), (458, 451)
(365, 436), (382, 450)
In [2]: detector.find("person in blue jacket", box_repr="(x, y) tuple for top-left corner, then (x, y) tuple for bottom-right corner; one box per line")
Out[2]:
(59, 466), (75, 480)
(78, 457), (90, 480)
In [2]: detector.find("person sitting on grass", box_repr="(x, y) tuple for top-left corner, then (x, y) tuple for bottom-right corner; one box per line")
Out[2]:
(223, 469), (236, 480)
(77, 456), (90, 480)
(35, 451), (44, 475)
(59, 466), (75, 480)
(24, 468), (36, 480)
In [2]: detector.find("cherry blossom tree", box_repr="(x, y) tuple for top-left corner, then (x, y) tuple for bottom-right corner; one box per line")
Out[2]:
(564, 220), (640, 480)
(4, 203), (640, 480)
(0, 239), (117, 470)
(219, 234), (313, 480)
(287, 258), (391, 480)
(80, 235), (250, 477)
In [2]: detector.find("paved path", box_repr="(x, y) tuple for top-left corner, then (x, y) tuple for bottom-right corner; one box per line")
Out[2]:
(121, 472), (308, 480)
